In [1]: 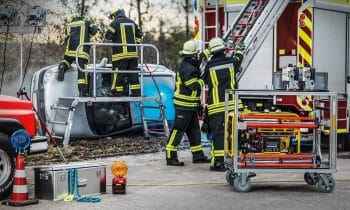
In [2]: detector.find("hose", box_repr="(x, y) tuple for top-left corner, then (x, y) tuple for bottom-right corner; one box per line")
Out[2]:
(17, 89), (68, 163)
(143, 61), (163, 102)
(143, 61), (166, 135)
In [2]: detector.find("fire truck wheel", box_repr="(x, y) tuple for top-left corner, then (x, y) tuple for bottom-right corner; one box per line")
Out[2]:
(234, 175), (252, 192)
(0, 133), (16, 200)
(304, 172), (318, 185)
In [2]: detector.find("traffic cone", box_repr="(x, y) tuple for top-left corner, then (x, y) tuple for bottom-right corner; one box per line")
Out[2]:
(2, 154), (39, 207)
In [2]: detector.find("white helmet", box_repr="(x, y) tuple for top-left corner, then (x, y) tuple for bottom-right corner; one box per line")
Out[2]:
(209, 37), (226, 53)
(181, 40), (198, 55)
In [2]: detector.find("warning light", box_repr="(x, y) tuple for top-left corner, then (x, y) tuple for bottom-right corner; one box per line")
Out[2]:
(111, 160), (128, 177)
(111, 160), (128, 194)
(299, 13), (306, 27)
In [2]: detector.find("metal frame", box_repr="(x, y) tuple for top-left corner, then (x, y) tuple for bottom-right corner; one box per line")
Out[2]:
(48, 43), (169, 146)
(75, 42), (160, 98)
(224, 90), (337, 174)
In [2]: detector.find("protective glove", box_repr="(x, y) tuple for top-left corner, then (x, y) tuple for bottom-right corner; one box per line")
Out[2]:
(198, 48), (211, 62)
(235, 42), (245, 52)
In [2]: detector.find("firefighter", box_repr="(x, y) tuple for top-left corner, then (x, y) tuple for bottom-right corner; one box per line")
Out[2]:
(57, 14), (98, 97)
(202, 37), (244, 171)
(105, 8), (142, 97)
(166, 40), (210, 166)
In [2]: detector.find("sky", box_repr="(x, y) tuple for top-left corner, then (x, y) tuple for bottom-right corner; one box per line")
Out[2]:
(1, 0), (194, 43)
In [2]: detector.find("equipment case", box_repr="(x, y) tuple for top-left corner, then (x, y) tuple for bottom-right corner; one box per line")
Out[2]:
(34, 162), (106, 200)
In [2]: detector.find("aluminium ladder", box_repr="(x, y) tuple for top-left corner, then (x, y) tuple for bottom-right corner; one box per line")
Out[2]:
(222, 0), (289, 82)
(202, 0), (223, 45)
(139, 98), (169, 139)
(48, 97), (79, 146)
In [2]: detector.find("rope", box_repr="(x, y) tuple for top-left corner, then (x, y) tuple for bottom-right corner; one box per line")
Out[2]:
(63, 168), (101, 203)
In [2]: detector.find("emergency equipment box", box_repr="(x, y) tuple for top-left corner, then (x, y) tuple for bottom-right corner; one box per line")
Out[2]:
(34, 162), (106, 201)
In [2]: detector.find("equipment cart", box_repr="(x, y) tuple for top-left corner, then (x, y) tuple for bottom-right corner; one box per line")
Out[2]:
(224, 90), (337, 192)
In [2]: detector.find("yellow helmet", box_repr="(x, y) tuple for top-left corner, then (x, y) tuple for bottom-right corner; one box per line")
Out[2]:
(110, 8), (125, 18)
(209, 37), (226, 53)
(67, 14), (80, 23)
(181, 40), (198, 55)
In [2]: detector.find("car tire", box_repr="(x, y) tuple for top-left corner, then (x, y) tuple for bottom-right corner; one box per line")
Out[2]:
(0, 133), (16, 201)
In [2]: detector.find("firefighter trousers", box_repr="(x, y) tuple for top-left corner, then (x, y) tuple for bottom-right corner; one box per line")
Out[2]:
(209, 113), (225, 166)
(166, 109), (204, 159)
(111, 58), (140, 96)
(62, 55), (88, 93)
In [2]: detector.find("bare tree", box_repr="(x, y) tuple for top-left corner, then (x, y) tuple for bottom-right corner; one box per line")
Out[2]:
(127, 0), (152, 31)
(171, 0), (191, 40)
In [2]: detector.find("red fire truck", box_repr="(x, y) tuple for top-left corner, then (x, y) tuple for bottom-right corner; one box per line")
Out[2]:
(0, 95), (48, 200)
(194, 0), (350, 150)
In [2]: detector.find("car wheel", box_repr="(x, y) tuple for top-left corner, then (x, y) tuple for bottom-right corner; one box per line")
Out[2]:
(0, 133), (16, 200)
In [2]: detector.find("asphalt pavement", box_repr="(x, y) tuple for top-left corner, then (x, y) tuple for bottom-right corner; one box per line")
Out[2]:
(2, 150), (350, 210)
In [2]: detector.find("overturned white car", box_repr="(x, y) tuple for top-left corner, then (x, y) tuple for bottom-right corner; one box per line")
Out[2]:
(30, 53), (175, 146)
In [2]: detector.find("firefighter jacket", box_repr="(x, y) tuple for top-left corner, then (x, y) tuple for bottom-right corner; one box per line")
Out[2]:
(65, 17), (98, 60)
(202, 51), (243, 116)
(174, 57), (204, 110)
(105, 13), (142, 62)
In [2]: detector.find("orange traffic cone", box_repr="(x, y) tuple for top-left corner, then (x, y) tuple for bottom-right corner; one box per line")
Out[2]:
(2, 154), (38, 207)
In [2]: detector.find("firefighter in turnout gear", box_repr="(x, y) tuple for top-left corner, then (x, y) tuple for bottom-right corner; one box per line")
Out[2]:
(166, 40), (210, 166)
(105, 8), (142, 96)
(202, 37), (244, 171)
(58, 15), (98, 97)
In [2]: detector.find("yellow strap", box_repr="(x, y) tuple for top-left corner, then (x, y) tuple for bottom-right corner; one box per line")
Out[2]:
(63, 194), (75, 202)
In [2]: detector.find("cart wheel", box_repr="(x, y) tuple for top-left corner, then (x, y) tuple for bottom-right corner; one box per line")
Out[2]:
(304, 172), (318, 185)
(226, 170), (237, 185)
(234, 176), (252, 192)
(317, 174), (335, 193)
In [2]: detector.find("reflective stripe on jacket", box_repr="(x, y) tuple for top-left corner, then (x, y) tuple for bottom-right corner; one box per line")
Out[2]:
(202, 51), (243, 115)
(65, 18), (98, 60)
(174, 57), (204, 109)
(105, 15), (142, 62)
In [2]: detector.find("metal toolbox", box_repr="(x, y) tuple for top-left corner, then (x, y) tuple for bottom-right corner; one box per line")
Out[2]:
(34, 162), (106, 201)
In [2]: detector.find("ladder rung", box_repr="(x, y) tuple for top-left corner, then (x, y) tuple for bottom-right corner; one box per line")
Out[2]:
(253, 0), (267, 3)
(204, 10), (217, 14)
(52, 135), (63, 140)
(238, 22), (252, 27)
(51, 105), (70, 110)
(234, 35), (245, 40)
(148, 131), (167, 136)
(49, 121), (67, 125)
(205, 26), (217, 29)
(141, 105), (162, 109)
(144, 118), (164, 122)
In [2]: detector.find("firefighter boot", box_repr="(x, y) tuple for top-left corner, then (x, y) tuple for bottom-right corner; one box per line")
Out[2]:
(166, 151), (185, 166)
(210, 157), (226, 171)
(78, 84), (89, 97)
(192, 151), (210, 163)
(57, 63), (67, 81)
